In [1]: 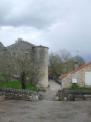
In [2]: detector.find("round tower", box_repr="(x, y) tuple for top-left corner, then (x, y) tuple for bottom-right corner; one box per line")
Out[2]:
(33, 46), (48, 89)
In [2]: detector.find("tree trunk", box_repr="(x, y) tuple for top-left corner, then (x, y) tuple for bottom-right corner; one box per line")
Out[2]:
(21, 72), (26, 89)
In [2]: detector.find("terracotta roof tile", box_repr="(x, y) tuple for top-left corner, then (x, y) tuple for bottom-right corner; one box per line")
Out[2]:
(59, 74), (68, 80)
(59, 62), (91, 80)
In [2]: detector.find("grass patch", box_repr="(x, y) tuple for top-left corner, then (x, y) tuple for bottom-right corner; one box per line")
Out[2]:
(69, 84), (91, 90)
(0, 81), (38, 91)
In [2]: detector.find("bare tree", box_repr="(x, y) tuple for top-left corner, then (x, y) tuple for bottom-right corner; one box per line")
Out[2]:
(59, 49), (72, 62)
(49, 51), (85, 81)
(73, 55), (85, 66)
(49, 53), (63, 80)
(13, 52), (39, 89)
(63, 59), (75, 74)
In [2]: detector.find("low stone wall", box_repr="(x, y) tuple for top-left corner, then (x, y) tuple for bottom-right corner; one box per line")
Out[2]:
(0, 88), (40, 101)
(57, 89), (91, 101)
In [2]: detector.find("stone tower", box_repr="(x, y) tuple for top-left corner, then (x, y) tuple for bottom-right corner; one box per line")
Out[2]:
(0, 39), (49, 89)
(33, 46), (48, 89)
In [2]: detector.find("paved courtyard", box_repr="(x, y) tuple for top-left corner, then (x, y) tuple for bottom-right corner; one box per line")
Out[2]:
(0, 100), (91, 122)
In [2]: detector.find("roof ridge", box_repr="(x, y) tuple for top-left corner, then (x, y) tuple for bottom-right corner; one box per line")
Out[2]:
(70, 62), (91, 74)
(7, 40), (35, 48)
(59, 62), (91, 80)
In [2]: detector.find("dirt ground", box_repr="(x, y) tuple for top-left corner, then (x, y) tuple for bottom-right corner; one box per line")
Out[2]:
(0, 81), (91, 122)
(0, 100), (91, 122)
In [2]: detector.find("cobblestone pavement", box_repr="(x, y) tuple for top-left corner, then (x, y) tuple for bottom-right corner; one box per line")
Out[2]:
(0, 100), (91, 122)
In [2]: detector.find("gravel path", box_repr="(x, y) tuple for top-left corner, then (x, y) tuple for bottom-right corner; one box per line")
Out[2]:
(41, 80), (60, 100)
(0, 100), (91, 122)
(49, 80), (61, 91)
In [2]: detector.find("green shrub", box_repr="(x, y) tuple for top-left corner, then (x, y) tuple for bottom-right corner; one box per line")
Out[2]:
(69, 84), (91, 90)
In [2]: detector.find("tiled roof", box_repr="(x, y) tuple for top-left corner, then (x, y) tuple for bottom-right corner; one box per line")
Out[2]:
(59, 74), (68, 80)
(59, 62), (91, 80)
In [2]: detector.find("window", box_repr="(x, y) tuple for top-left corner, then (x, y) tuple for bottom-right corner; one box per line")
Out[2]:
(72, 78), (77, 84)
(85, 72), (91, 85)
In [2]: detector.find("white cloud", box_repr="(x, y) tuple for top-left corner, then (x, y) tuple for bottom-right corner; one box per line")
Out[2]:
(0, 0), (91, 61)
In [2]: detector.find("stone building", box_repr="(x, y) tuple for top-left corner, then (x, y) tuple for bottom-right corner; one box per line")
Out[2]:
(32, 46), (48, 88)
(0, 39), (49, 89)
(59, 62), (91, 89)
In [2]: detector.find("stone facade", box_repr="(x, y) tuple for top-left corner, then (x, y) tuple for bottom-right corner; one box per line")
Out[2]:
(0, 39), (49, 89)
(33, 46), (48, 88)
(59, 63), (91, 89)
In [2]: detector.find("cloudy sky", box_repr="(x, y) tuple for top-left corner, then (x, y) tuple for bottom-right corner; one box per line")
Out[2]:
(0, 0), (91, 61)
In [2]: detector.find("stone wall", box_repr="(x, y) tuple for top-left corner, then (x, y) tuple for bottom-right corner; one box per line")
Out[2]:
(61, 64), (91, 89)
(0, 88), (40, 101)
(57, 89), (91, 101)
